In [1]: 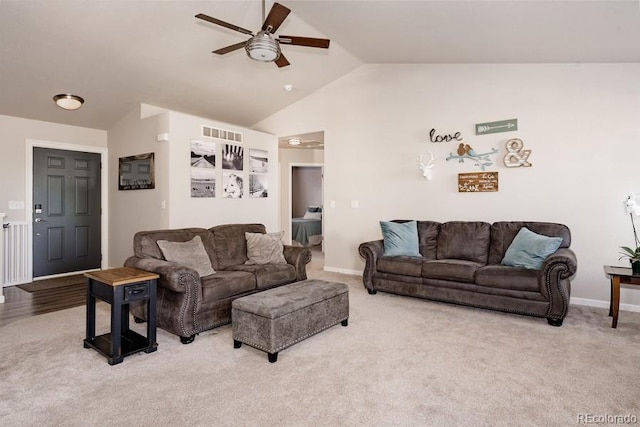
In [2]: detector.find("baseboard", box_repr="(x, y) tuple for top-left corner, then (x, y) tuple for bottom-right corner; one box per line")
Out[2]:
(323, 266), (362, 276)
(571, 297), (640, 313)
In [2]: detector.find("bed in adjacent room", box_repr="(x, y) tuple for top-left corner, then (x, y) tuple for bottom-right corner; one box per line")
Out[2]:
(292, 206), (322, 246)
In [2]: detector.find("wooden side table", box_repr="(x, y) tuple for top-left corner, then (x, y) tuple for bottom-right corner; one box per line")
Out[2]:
(604, 265), (640, 329)
(83, 267), (159, 365)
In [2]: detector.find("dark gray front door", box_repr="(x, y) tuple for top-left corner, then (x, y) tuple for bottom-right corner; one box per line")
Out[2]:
(33, 147), (101, 277)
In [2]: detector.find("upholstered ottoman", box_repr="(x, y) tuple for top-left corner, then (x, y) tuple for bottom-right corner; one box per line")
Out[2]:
(231, 279), (349, 363)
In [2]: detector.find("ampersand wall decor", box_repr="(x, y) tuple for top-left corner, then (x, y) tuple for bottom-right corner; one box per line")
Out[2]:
(503, 138), (532, 168)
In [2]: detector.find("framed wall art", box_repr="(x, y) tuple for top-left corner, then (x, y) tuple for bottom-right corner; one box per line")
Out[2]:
(119, 152), (155, 190)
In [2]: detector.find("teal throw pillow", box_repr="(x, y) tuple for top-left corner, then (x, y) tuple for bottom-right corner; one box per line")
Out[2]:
(380, 221), (420, 257)
(502, 227), (563, 270)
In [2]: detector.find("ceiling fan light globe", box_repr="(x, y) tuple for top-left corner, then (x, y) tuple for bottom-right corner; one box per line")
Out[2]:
(245, 31), (280, 62)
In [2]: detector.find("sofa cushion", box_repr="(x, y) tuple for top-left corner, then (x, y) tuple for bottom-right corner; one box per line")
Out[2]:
(377, 256), (423, 277)
(211, 224), (266, 269)
(134, 228), (210, 259)
(476, 265), (539, 292)
(502, 227), (563, 270)
(422, 259), (481, 283)
(488, 222), (571, 265)
(417, 221), (440, 260)
(201, 270), (257, 301)
(230, 264), (297, 289)
(437, 221), (490, 263)
(380, 220), (420, 256)
(245, 231), (287, 265)
(156, 235), (216, 277)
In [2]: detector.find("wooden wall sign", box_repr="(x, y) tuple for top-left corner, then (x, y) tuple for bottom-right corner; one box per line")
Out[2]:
(458, 172), (499, 192)
(475, 119), (517, 135)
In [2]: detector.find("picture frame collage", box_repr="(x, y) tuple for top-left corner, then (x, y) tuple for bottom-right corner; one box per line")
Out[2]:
(190, 138), (268, 198)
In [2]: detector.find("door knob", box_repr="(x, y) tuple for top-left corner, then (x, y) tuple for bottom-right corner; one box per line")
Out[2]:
(34, 218), (47, 222)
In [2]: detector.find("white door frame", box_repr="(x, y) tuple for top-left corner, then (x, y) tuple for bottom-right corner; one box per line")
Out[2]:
(26, 139), (109, 280)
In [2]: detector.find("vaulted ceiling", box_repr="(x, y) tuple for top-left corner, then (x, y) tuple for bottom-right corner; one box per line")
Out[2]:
(1, 1), (638, 131)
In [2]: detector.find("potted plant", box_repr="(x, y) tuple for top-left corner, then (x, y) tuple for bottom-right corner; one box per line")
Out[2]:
(620, 194), (640, 275)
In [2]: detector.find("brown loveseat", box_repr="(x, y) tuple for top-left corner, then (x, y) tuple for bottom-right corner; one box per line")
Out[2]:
(358, 221), (577, 326)
(124, 224), (311, 343)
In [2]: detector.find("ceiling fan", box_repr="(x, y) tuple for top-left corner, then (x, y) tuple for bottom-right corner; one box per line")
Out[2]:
(196, 1), (330, 68)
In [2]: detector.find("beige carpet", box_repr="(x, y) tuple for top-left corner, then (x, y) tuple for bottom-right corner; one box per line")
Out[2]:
(1, 269), (639, 426)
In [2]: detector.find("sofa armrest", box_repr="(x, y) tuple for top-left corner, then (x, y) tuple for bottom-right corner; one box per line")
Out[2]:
(124, 256), (202, 338)
(540, 248), (578, 321)
(124, 256), (201, 296)
(283, 245), (312, 281)
(358, 240), (384, 292)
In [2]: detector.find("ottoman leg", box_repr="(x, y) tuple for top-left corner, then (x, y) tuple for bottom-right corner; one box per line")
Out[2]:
(341, 319), (348, 327)
(234, 340), (242, 349)
(268, 352), (278, 363)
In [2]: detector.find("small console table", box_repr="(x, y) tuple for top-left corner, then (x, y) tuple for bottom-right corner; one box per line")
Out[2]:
(604, 265), (640, 329)
(83, 267), (159, 365)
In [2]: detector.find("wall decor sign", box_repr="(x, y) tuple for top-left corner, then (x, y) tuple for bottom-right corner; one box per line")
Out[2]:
(445, 143), (499, 171)
(429, 128), (463, 143)
(458, 172), (499, 193)
(475, 119), (518, 135)
(504, 138), (532, 168)
(190, 139), (216, 197)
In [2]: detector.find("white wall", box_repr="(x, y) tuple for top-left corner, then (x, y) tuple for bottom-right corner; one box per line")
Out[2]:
(166, 112), (280, 232)
(0, 114), (107, 223)
(255, 63), (640, 308)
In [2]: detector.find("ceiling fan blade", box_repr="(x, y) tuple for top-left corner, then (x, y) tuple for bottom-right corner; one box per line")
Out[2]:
(278, 36), (330, 49)
(196, 13), (254, 36)
(213, 41), (247, 55)
(262, 2), (290, 33)
(275, 53), (290, 68)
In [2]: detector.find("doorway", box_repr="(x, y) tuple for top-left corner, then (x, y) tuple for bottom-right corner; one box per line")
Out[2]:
(32, 147), (101, 277)
(27, 140), (108, 281)
(290, 164), (324, 270)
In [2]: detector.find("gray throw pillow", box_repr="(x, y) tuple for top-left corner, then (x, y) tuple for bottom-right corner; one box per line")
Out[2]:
(245, 231), (287, 265)
(380, 220), (420, 256)
(157, 235), (216, 277)
(502, 227), (563, 270)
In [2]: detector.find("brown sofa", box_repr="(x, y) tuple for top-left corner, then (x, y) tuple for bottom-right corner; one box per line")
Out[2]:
(358, 221), (577, 326)
(124, 224), (311, 343)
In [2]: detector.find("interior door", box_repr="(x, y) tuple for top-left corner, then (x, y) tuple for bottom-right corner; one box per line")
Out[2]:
(32, 147), (101, 277)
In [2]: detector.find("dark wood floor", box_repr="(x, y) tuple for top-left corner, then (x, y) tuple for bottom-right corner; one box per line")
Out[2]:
(0, 283), (86, 327)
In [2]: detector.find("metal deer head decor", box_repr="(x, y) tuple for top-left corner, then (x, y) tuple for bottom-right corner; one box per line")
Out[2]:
(417, 151), (436, 181)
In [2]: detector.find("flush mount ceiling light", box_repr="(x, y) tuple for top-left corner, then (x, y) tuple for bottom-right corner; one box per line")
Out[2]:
(53, 94), (84, 110)
(288, 137), (301, 146)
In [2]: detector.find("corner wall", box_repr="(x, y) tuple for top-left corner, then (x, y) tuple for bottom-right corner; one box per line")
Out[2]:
(108, 107), (280, 267)
(108, 106), (170, 267)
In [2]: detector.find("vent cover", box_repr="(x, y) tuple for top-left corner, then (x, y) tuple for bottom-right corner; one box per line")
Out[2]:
(202, 125), (243, 143)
